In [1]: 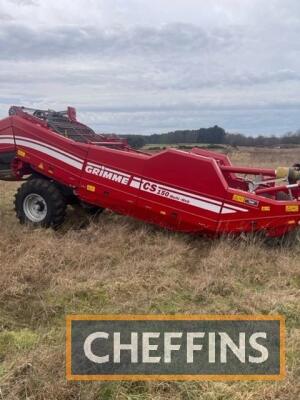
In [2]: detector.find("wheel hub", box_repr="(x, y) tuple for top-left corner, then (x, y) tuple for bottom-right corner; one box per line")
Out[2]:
(23, 193), (47, 222)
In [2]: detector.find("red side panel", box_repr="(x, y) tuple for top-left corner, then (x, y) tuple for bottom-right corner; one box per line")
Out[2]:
(136, 150), (228, 232)
(191, 147), (232, 166)
(0, 116), (15, 154)
(11, 115), (88, 186)
(77, 146), (148, 214)
(78, 147), (228, 233)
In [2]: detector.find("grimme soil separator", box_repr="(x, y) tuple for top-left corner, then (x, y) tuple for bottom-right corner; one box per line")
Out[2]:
(1, 106), (300, 237)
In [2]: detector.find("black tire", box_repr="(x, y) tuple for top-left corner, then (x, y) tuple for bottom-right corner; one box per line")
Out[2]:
(14, 178), (67, 228)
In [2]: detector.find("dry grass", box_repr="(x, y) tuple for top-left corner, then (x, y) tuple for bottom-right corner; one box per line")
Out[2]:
(0, 147), (299, 399)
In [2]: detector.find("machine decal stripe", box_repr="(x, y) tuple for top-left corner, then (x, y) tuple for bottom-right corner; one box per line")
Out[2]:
(15, 136), (84, 163)
(136, 177), (222, 205)
(0, 138), (14, 144)
(223, 203), (248, 212)
(130, 178), (141, 189)
(221, 207), (237, 214)
(139, 182), (222, 213)
(15, 139), (83, 170)
(135, 178), (224, 213)
(156, 184), (222, 206)
(135, 178), (248, 213)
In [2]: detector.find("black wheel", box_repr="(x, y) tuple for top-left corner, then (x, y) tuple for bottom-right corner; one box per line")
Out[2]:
(14, 178), (67, 228)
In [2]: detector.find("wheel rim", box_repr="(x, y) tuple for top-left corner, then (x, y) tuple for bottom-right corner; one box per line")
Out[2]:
(23, 193), (47, 222)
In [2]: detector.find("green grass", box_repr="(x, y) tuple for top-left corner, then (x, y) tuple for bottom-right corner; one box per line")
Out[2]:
(0, 329), (39, 357)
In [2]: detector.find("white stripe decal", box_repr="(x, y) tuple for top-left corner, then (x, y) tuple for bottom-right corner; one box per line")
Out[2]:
(15, 139), (83, 170)
(134, 177), (222, 206)
(138, 178), (221, 213)
(185, 197), (221, 213)
(130, 179), (141, 189)
(15, 136), (84, 163)
(0, 138), (14, 144)
(223, 203), (248, 212)
(221, 207), (237, 214)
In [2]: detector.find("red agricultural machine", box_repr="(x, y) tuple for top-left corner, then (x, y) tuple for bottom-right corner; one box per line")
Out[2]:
(1, 105), (300, 237)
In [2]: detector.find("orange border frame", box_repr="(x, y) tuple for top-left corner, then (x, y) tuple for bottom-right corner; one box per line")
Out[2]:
(66, 314), (285, 381)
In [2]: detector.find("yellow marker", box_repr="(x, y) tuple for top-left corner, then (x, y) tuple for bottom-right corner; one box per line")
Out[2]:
(288, 220), (296, 225)
(17, 149), (26, 157)
(38, 162), (44, 170)
(160, 211), (166, 215)
(261, 206), (270, 211)
(233, 194), (245, 203)
(87, 184), (95, 192)
(285, 205), (299, 212)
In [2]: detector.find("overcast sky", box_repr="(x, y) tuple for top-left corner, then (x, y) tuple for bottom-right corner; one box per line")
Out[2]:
(1, 0), (300, 135)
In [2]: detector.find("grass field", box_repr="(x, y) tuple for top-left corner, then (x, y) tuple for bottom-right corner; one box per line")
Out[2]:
(0, 147), (299, 399)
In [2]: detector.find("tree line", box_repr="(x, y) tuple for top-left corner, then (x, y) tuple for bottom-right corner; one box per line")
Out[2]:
(121, 126), (300, 149)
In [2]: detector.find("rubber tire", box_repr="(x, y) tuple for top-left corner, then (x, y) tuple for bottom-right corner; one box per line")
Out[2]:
(14, 178), (67, 228)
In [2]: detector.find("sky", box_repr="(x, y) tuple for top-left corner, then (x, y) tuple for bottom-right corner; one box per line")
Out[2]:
(1, 0), (300, 135)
